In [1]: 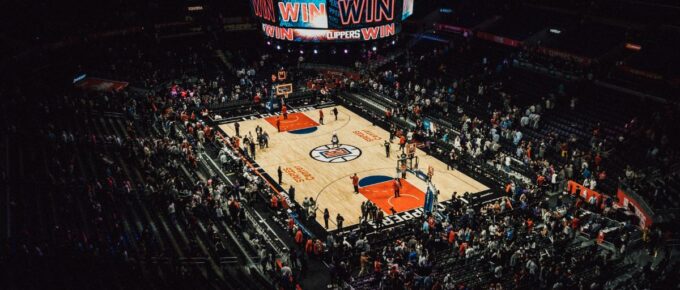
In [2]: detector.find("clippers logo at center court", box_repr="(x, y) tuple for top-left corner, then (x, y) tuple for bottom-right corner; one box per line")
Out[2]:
(310, 144), (362, 163)
(321, 148), (351, 158)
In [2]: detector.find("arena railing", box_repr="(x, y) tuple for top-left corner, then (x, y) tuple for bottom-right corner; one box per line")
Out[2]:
(199, 151), (289, 257)
(206, 90), (317, 124)
(298, 63), (357, 74)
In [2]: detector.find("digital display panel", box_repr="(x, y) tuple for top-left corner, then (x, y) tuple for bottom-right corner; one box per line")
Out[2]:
(402, 0), (413, 20)
(278, 0), (329, 28)
(249, 0), (412, 42)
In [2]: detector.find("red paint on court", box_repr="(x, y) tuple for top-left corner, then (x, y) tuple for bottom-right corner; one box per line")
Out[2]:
(265, 113), (319, 132)
(360, 179), (425, 214)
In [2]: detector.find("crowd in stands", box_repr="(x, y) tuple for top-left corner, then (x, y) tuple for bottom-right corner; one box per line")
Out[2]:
(314, 37), (678, 289)
(361, 41), (601, 196)
(3, 32), (315, 288)
(335, 191), (644, 289)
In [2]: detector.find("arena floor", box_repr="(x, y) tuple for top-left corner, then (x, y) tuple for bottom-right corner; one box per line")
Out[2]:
(219, 105), (488, 231)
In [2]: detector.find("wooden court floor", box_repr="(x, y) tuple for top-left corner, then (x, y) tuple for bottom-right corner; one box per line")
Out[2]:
(219, 106), (488, 230)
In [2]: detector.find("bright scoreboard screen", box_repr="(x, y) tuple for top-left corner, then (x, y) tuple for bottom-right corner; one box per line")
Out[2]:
(249, 0), (413, 42)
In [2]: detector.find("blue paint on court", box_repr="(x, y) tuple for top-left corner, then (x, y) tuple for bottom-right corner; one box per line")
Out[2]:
(288, 127), (318, 134)
(358, 175), (392, 187)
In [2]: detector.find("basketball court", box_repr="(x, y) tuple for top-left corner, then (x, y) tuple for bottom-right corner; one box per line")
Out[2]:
(219, 105), (488, 231)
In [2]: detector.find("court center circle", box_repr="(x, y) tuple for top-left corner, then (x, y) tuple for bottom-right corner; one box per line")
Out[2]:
(309, 144), (362, 163)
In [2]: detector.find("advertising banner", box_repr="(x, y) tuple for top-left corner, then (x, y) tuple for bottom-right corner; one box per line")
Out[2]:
(567, 180), (605, 204)
(74, 77), (129, 92)
(618, 65), (663, 80)
(534, 46), (592, 66)
(433, 23), (472, 35)
(423, 183), (435, 214)
(476, 31), (522, 47)
(616, 187), (654, 228)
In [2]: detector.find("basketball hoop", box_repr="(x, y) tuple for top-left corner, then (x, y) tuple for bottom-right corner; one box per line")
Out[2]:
(275, 83), (293, 98)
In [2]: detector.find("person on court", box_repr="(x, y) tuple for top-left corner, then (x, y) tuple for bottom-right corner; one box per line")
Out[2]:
(277, 166), (283, 184)
(398, 135), (406, 152)
(276, 118), (281, 132)
(351, 173), (359, 194)
(281, 104), (288, 119)
(389, 123), (396, 142)
(332, 107), (338, 120)
(384, 140), (390, 157)
(323, 208), (330, 229)
(336, 214), (345, 231)
(258, 133), (265, 149)
(319, 109), (324, 125)
(393, 178), (401, 198)
(249, 139), (256, 159)
(447, 149), (456, 170)
(288, 185), (295, 202)
(331, 132), (339, 148)
(234, 121), (240, 137)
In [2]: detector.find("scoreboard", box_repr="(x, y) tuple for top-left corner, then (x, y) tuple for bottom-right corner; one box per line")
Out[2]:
(249, 0), (413, 42)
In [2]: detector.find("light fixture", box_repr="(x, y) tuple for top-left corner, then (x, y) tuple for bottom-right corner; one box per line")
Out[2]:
(344, 49), (348, 54)
(299, 50), (304, 54)
(372, 46), (377, 51)
(276, 45), (281, 50)
(549, 29), (561, 34)
(313, 49), (318, 54)
(625, 43), (642, 51)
